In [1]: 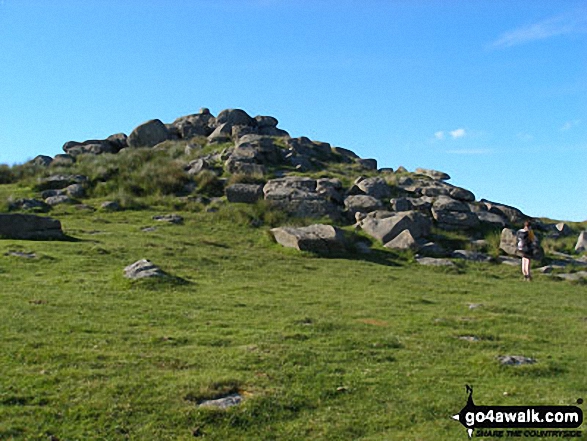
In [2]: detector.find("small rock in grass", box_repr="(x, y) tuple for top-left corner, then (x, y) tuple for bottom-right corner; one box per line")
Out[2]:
(153, 214), (184, 224)
(124, 259), (166, 279)
(467, 303), (483, 310)
(5, 251), (37, 259)
(100, 201), (120, 211)
(198, 394), (242, 409)
(498, 355), (536, 366)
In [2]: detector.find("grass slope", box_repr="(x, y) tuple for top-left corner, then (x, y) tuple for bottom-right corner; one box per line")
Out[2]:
(1, 206), (586, 440)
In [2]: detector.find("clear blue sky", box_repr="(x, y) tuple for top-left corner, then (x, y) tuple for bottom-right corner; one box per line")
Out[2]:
(1, 0), (585, 221)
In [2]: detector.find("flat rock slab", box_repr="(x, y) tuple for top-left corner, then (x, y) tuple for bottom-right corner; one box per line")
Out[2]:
(555, 271), (587, 282)
(498, 355), (536, 366)
(415, 257), (455, 267)
(497, 256), (520, 266)
(153, 214), (184, 224)
(452, 250), (493, 263)
(198, 394), (243, 410)
(0, 214), (65, 240)
(5, 251), (37, 259)
(124, 259), (166, 279)
(270, 224), (346, 253)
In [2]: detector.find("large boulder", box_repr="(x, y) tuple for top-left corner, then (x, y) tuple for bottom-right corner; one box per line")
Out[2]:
(270, 224), (346, 253)
(172, 111), (215, 139)
(431, 196), (479, 230)
(0, 214), (64, 240)
(481, 200), (529, 225)
(383, 229), (420, 251)
(29, 155), (53, 167)
(499, 228), (518, 256)
(127, 119), (170, 148)
(63, 140), (117, 156)
(476, 211), (506, 228)
(356, 177), (391, 200)
(358, 210), (432, 244)
(344, 195), (383, 217)
(576, 232), (587, 252)
(38, 174), (88, 190)
(215, 108), (256, 128)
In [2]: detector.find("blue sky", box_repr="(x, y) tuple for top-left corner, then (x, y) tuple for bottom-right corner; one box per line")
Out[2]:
(0, 0), (585, 221)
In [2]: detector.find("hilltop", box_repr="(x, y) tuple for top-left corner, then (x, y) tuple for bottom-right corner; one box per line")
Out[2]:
(1, 107), (585, 275)
(0, 107), (586, 439)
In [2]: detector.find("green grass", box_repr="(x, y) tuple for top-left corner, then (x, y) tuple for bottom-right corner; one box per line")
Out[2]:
(1, 207), (586, 440)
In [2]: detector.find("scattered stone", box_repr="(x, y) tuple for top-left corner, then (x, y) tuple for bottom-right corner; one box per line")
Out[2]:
(418, 241), (448, 257)
(458, 336), (480, 342)
(8, 198), (50, 212)
(496, 256), (520, 266)
(498, 355), (536, 366)
(123, 259), (166, 279)
(45, 195), (74, 206)
(100, 201), (120, 211)
(198, 394), (243, 410)
(141, 227), (157, 232)
(270, 224), (346, 253)
(153, 214), (184, 224)
(65, 183), (85, 199)
(467, 303), (483, 310)
(415, 257), (455, 267)
(0, 214), (64, 240)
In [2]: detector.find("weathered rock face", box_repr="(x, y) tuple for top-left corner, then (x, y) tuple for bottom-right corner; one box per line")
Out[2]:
(263, 177), (340, 220)
(127, 119), (170, 148)
(225, 183), (264, 203)
(0, 214), (64, 240)
(270, 224), (346, 253)
(476, 211), (506, 228)
(359, 210), (432, 244)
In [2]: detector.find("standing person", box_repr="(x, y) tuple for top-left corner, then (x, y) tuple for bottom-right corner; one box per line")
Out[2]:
(516, 221), (536, 281)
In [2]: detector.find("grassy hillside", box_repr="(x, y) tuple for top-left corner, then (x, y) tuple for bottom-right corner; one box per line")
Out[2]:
(1, 203), (586, 440)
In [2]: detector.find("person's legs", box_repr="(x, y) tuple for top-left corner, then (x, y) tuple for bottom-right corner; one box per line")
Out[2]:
(521, 257), (531, 280)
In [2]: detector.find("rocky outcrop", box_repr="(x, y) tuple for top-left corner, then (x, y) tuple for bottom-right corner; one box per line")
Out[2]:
(0, 214), (64, 240)
(415, 168), (450, 181)
(270, 224), (346, 253)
